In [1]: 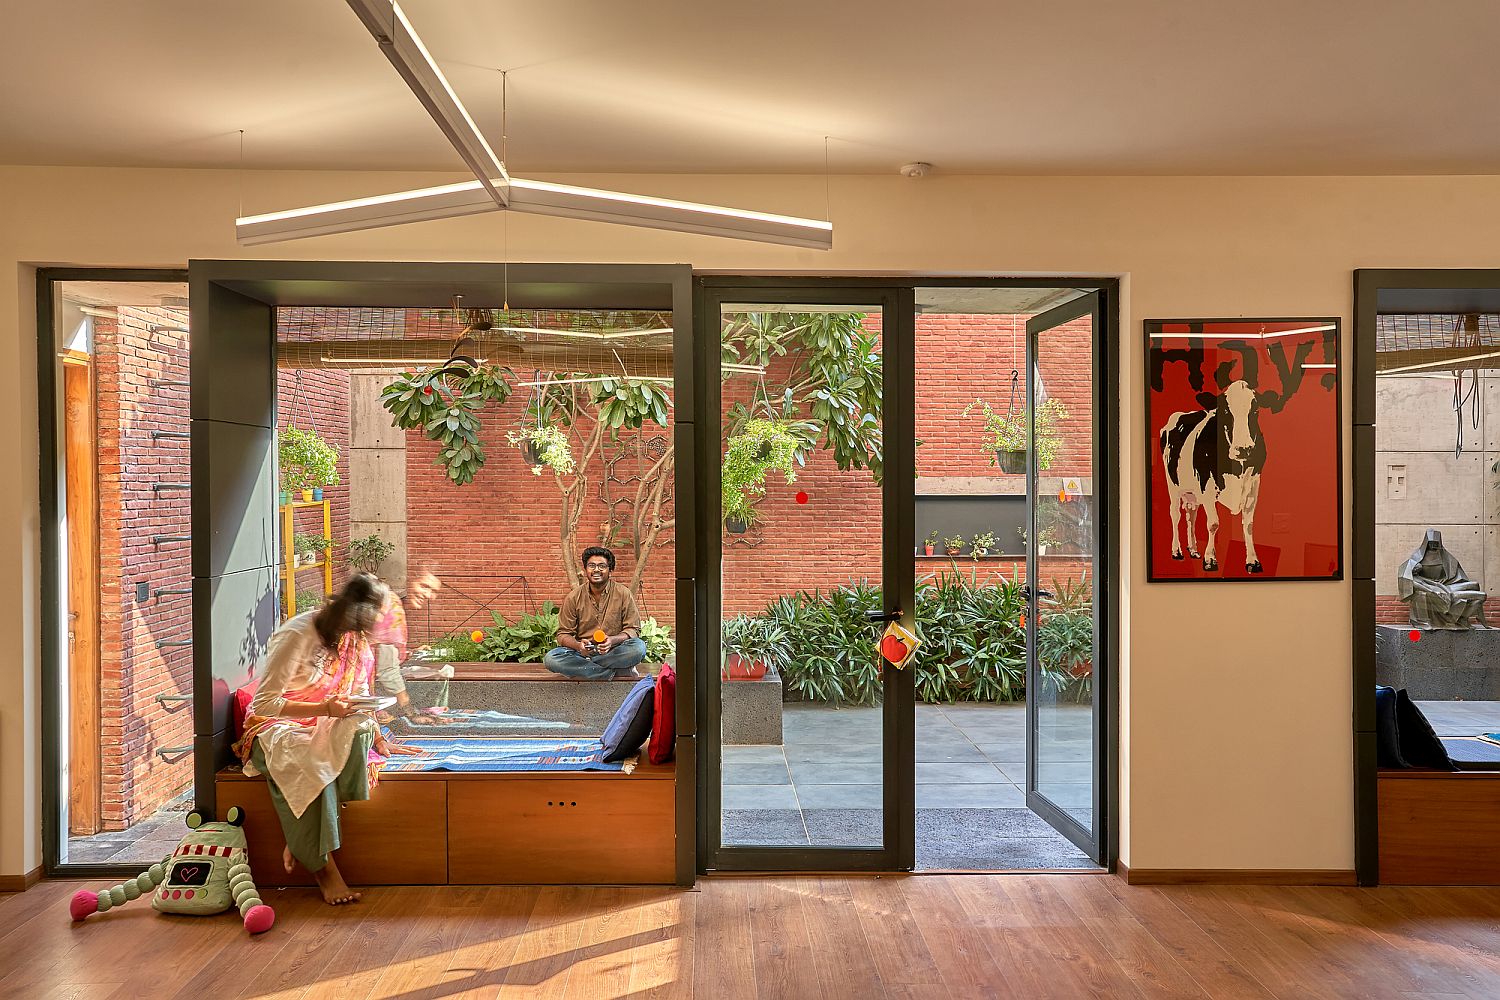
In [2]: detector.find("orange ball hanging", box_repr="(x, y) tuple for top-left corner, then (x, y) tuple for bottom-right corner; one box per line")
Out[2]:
(470, 630), (484, 643)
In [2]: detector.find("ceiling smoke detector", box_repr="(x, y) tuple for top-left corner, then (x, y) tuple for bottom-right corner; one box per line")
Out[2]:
(899, 162), (934, 178)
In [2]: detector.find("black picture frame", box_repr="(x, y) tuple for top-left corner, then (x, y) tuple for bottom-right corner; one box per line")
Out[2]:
(1143, 316), (1344, 583)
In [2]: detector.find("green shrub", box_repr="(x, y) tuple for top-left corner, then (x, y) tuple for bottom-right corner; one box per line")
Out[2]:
(640, 617), (675, 663)
(734, 573), (1092, 706)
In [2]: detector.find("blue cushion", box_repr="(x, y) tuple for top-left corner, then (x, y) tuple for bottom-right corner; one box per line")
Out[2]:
(601, 675), (655, 762)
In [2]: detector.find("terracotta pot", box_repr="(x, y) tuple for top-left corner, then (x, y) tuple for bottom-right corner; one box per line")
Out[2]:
(722, 654), (768, 680)
(923, 544), (935, 556)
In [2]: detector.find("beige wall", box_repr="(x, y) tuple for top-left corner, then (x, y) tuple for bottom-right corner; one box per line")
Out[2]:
(6, 166), (1500, 878)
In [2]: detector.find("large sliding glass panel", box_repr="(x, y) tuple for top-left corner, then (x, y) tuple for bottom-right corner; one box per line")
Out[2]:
(1374, 308), (1500, 745)
(52, 278), (196, 866)
(718, 303), (887, 848)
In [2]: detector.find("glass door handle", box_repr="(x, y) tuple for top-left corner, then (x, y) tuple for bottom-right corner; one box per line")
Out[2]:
(865, 608), (902, 623)
(1020, 587), (1053, 600)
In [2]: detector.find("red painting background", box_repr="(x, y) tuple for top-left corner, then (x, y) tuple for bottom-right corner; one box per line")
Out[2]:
(1146, 320), (1341, 581)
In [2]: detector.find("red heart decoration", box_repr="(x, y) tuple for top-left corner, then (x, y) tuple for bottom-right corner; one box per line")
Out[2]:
(879, 634), (909, 664)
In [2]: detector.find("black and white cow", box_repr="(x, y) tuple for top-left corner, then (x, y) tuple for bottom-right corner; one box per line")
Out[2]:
(1158, 379), (1266, 573)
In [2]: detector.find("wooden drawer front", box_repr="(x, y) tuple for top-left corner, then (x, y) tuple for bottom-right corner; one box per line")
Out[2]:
(448, 778), (674, 885)
(1379, 775), (1500, 885)
(218, 778), (448, 887)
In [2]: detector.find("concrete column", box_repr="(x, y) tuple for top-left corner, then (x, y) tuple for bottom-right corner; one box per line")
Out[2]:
(348, 373), (408, 584)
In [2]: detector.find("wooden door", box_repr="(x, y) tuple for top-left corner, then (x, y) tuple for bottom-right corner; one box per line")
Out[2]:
(63, 356), (101, 835)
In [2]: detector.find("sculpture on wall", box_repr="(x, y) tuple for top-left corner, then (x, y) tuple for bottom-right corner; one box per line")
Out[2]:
(1398, 529), (1488, 629)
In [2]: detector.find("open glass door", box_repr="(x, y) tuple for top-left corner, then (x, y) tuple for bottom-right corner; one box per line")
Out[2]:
(1025, 291), (1105, 861)
(701, 284), (913, 871)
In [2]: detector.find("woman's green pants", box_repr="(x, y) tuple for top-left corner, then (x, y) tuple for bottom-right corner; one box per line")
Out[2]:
(251, 730), (372, 873)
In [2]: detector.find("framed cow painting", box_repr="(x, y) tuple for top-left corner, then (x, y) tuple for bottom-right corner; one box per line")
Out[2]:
(1145, 317), (1342, 582)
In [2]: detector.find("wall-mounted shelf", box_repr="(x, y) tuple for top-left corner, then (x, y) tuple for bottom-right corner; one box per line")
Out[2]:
(280, 498), (333, 620)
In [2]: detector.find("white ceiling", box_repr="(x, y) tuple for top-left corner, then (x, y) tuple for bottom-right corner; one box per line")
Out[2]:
(5, 0), (1500, 176)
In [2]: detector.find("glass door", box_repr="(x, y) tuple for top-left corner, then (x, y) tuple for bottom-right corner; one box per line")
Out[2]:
(701, 284), (913, 871)
(1025, 291), (1106, 861)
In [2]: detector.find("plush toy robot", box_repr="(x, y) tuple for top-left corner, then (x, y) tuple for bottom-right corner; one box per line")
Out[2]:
(70, 806), (275, 934)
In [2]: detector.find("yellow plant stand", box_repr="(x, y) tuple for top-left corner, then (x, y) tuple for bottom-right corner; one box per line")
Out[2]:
(280, 498), (333, 620)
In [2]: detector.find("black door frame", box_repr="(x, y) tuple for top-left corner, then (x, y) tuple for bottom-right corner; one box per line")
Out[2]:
(36, 267), (192, 878)
(1025, 290), (1110, 863)
(695, 275), (1120, 874)
(1351, 268), (1500, 885)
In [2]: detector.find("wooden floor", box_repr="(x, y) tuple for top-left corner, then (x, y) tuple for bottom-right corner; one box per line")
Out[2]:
(5, 875), (1500, 999)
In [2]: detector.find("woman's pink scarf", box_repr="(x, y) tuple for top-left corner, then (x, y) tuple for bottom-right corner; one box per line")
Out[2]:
(232, 631), (386, 783)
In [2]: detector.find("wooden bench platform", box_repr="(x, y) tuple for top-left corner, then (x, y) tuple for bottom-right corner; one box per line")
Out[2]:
(216, 757), (676, 887)
(1378, 768), (1500, 884)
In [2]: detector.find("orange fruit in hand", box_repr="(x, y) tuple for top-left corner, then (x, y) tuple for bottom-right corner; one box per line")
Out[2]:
(470, 630), (484, 643)
(593, 629), (608, 644)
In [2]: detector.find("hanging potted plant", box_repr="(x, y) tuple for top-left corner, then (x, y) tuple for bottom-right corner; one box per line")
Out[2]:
(962, 396), (1069, 474)
(506, 424), (576, 476)
(722, 417), (803, 534)
(278, 425), (340, 502)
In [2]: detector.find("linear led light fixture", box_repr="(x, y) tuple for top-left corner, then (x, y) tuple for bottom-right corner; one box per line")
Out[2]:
(1149, 324), (1337, 341)
(238, 176), (833, 249)
(344, 0), (507, 206)
(1378, 349), (1500, 376)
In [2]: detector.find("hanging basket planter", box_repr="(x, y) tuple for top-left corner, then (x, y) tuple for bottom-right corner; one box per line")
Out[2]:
(725, 516), (748, 535)
(995, 449), (1026, 475)
(519, 439), (542, 466)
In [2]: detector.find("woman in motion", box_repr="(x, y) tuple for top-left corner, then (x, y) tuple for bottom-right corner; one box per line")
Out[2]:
(233, 573), (422, 904)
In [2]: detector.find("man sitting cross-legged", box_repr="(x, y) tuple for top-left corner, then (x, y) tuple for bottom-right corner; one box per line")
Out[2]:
(544, 546), (648, 679)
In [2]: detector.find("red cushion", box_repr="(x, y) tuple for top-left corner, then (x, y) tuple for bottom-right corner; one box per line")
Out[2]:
(231, 680), (259, 740)
(648, 662), (676, 765)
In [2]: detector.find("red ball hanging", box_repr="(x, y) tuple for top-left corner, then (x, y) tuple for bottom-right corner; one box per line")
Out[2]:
(795, 491), (809, 505)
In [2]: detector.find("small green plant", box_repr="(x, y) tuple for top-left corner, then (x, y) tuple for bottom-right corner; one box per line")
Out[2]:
(640, 617), (676, 663)
(720, 613), (793, 678)
(278, 425), (340, 492)
(962, 397), (1069, 471)
(291, 532), (330, 559)
(1016, 524), (1062, 551)
(970, 531), (996, 558)
(722, 417), (806, 526)
(293, 590), (322, 616)
(346, 534), (396, 575)
(507, 423), (576, 476)
(925, 530), (940, 548)
(943, 533), (966, 555)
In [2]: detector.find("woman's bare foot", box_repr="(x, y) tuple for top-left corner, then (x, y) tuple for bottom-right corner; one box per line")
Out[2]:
(283, 844), (295, 874)
(312, 857), (361, 906)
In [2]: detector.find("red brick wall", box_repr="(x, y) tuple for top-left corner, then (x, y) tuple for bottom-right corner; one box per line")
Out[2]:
(93, 308), (194, 829)
(390, 310), (1096, 640)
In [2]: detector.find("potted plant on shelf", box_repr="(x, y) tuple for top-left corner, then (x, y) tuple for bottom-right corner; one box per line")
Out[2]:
(924, 530), (939, 557)
(347, 534), (397, 575)
(961, 397), (1069, 474)
(278, 425), (340, 502)
(290, 532), (318, 568)
(970, 531), (996, 559)
(720, 614), (790, 681)
(944, 533), (966, 557)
